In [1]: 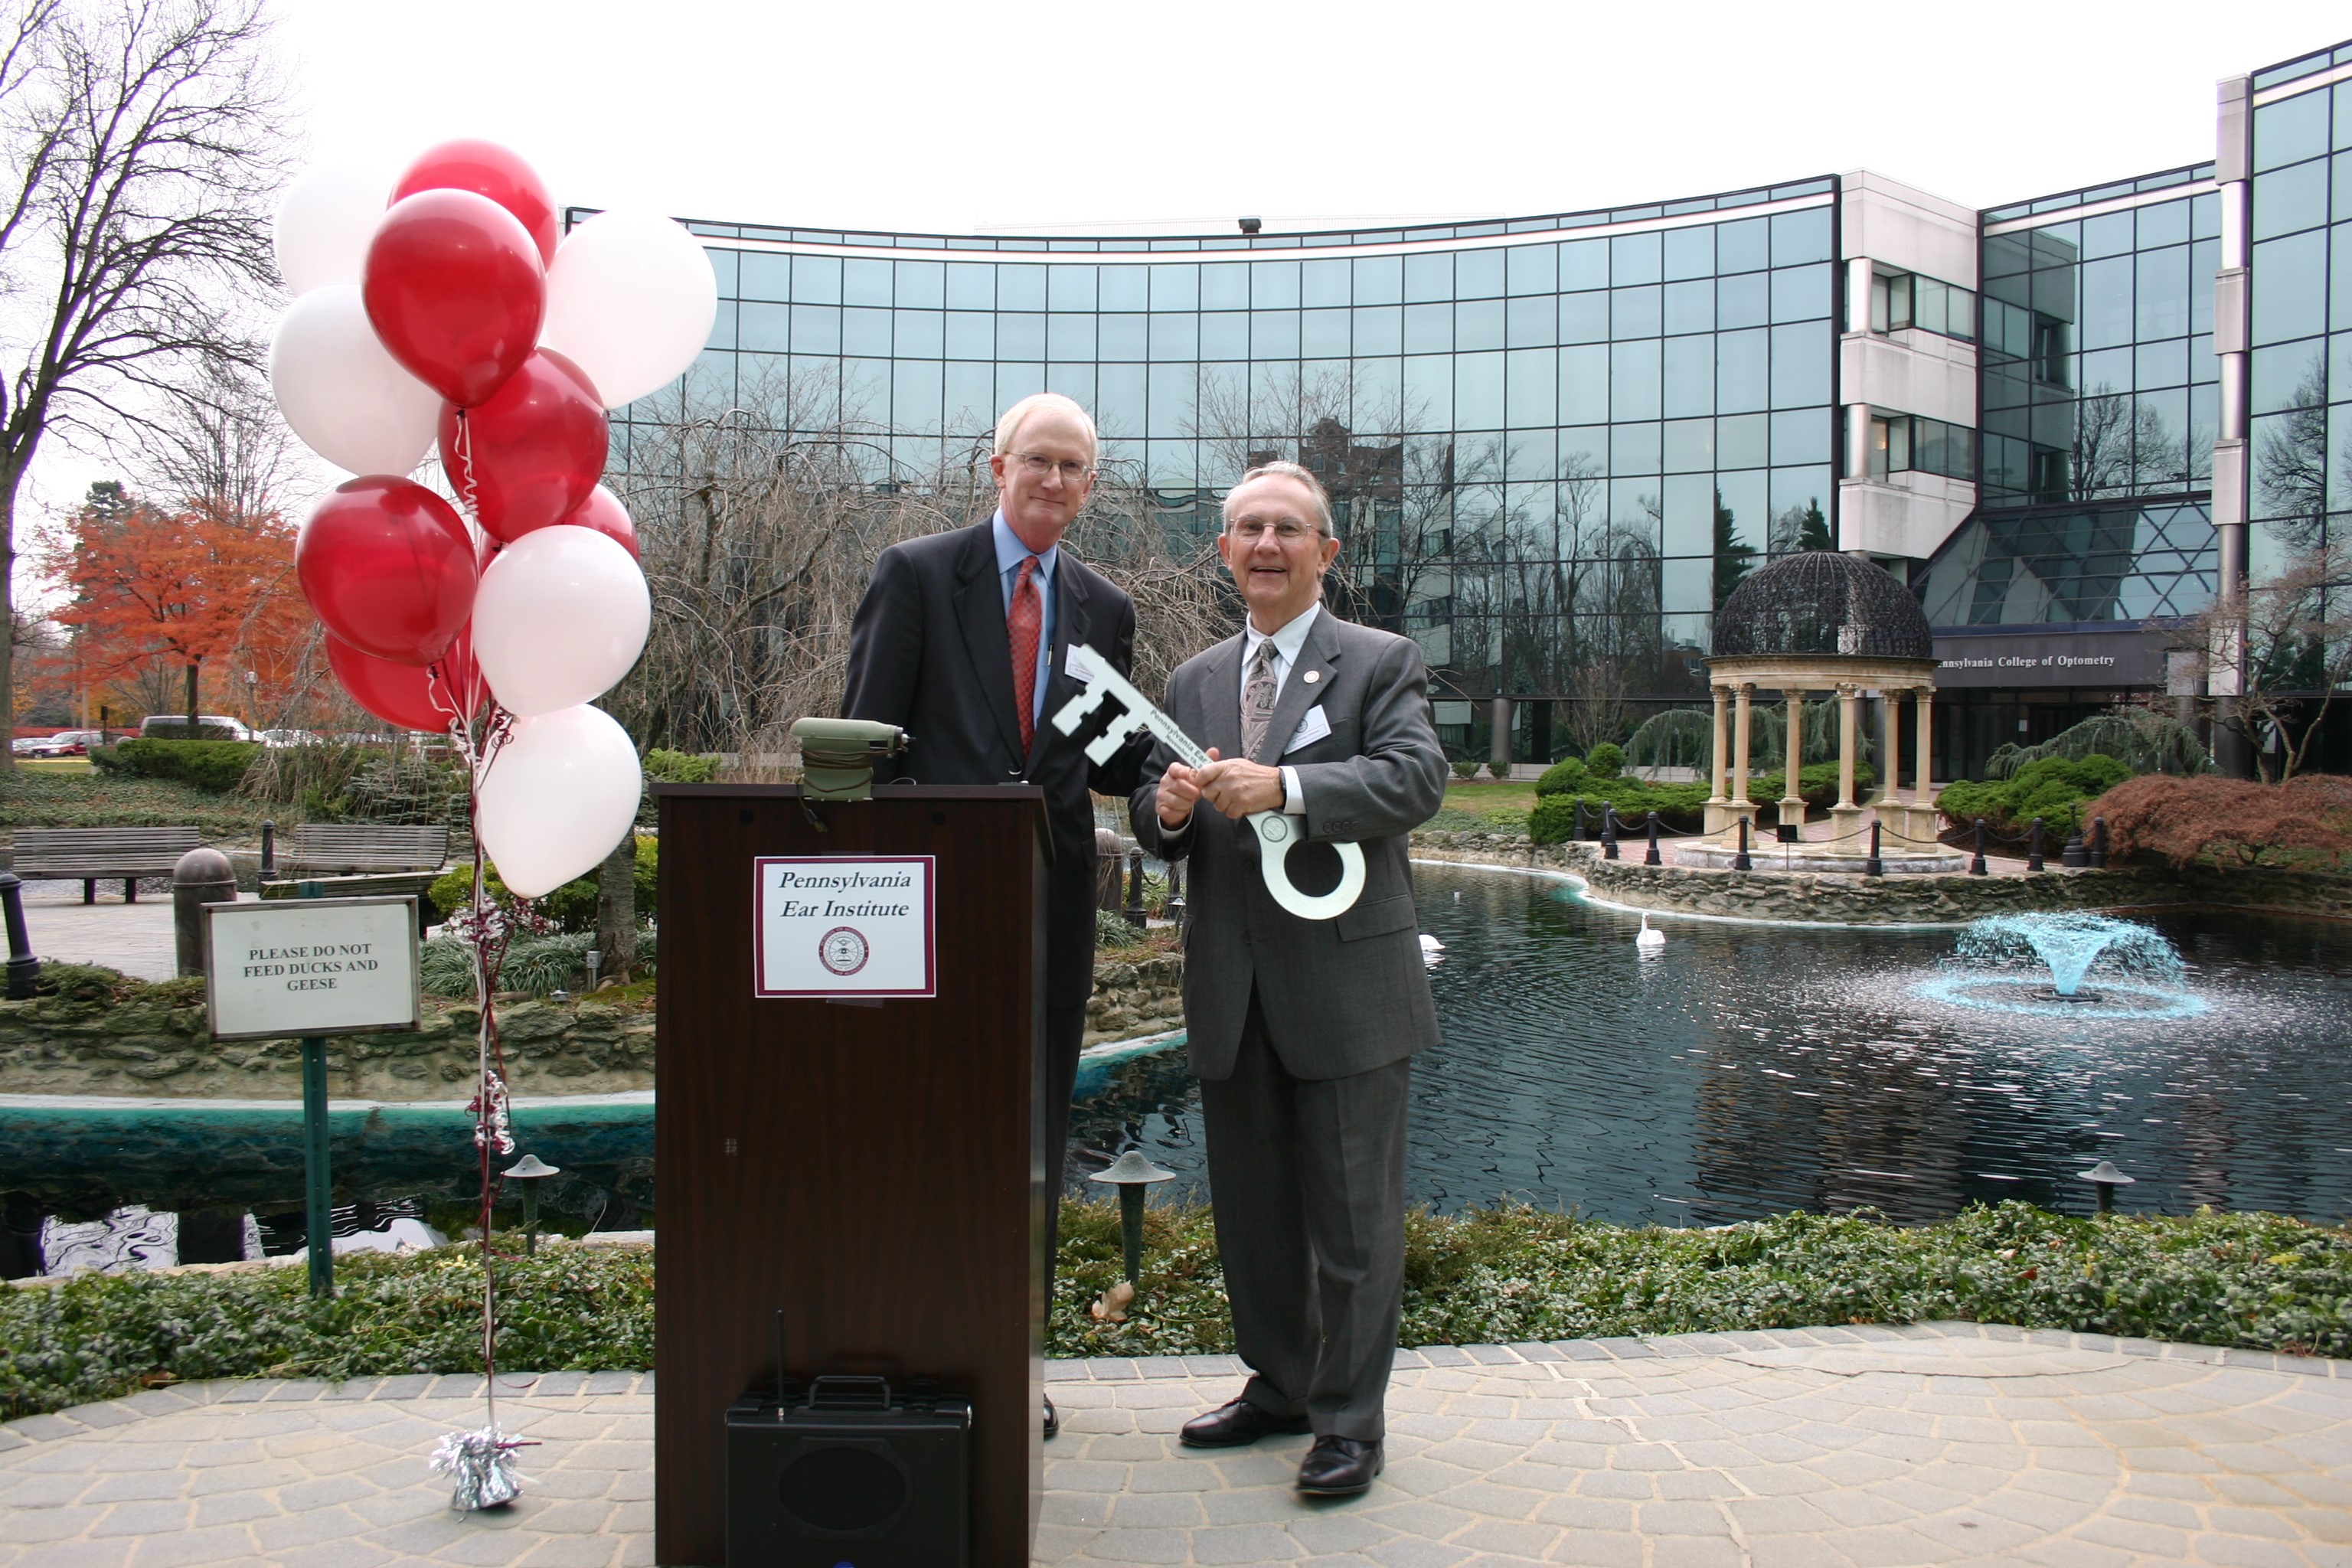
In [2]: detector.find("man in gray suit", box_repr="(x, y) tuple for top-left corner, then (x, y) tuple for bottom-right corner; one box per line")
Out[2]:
(1130, 460), (1447, 1496)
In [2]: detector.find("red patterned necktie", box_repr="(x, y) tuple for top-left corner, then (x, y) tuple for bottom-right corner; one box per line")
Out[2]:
(1010, 555), (1040, 752)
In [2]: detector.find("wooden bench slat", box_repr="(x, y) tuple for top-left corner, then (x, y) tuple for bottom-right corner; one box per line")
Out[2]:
(280, 824), (449, 877)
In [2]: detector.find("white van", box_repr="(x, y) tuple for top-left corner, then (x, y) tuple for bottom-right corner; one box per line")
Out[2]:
(137, 714), (254, 741)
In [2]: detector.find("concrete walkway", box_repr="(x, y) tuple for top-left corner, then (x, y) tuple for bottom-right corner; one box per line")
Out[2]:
(15, 884), (205, 984)
(2, 1323), (2347, 1566)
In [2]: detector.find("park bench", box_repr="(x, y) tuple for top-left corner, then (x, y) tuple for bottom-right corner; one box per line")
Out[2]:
(11, 826), (201, 903)
(260, 824), (451, 935)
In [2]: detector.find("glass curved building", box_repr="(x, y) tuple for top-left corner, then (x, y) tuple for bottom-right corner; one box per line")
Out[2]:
(606, 32), (2352, 779)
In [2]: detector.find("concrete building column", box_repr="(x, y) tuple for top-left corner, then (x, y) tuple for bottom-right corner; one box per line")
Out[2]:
(1489, 697), (1511, 771)
(1779, 690), (1805, 842)
(2212, 72), (2253, 777)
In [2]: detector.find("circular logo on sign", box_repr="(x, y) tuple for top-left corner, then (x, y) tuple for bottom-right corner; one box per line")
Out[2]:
(818, 926), (870, 977)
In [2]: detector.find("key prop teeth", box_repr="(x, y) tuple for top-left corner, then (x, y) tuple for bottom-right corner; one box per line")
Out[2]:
(1052, 683), (1110, 735)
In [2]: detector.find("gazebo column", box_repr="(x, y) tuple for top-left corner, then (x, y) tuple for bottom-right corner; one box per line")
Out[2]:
(1778, 688), (1805, 843)
(1828, 683), (1867, 855)
(1724, 682), (1758, 844)
(1704, 683), (1732, 834)
(1873, 688), (1897, 805)
(1906, 687), (1939, 849)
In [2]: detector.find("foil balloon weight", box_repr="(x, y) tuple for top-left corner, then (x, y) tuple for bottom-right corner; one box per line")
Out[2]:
(363, 188), (545, 407)
(429, 1426), (527, 1512)
(475, 705), (643, 897)
(296, 477), (477, 665)
(437, 348), (608, 542)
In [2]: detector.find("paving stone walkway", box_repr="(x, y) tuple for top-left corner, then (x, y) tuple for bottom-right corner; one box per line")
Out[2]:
(2, 1323), (2347, 1566)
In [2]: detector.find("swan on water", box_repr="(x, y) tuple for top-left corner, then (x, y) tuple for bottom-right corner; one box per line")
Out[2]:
(1636, 912), (1664, 949)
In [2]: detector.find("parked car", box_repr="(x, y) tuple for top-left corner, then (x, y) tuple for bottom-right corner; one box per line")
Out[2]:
(258, 728), (325, 748)
(138, 714), (254, 742)
(33, 730), (99, 756)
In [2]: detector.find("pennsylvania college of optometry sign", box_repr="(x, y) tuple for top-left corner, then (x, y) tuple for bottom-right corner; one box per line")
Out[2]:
(753, 854), (936, 998)
(1932, 629), (2173, 688)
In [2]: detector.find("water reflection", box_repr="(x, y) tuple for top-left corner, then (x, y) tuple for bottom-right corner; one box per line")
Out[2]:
(1073, 864), (2352, 1227)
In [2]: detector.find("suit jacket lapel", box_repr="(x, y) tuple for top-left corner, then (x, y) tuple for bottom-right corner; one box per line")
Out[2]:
(1253, 609), (1342, 764)
(1028, 558), (1090, 773)
(1200, 634), (1245, 763)
(950, 521), (1026, 767)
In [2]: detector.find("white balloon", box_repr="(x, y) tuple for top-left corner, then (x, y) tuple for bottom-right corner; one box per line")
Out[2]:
(540, 210), (718, 409)
(274, 163), (394, 296)
(476, 705), (642, 897)
(269, 286), (442, 477)
(472, 526), (652, 717)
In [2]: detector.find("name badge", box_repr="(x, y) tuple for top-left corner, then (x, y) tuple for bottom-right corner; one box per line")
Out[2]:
(1283, 705), (1332, 755)
(1063, 645), (1098, 683)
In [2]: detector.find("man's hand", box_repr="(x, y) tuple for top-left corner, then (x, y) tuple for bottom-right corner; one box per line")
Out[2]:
(1157, 746), (1219, 829)
(1196, 756), (1285, 819)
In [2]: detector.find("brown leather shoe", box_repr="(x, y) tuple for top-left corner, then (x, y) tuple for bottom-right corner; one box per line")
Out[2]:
(1295, 1434), (1382, 1495)
(1044, 1395), (1060, 1440)
(1178, 1397), (1312, 1448)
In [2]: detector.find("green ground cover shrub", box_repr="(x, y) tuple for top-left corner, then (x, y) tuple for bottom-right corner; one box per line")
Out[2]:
(1939, 754), (2132, 836)
(5, 1201), (2345, 1420)
(89, 740), (259, 793)
(426, 835), (655, 929)
(0, 767), (276, 835)
(1525, 764), (1873, 842)
(1583, 743), (1623, 779)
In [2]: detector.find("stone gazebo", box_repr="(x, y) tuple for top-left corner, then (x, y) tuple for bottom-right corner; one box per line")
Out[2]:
(1683, 551), (1959, 873)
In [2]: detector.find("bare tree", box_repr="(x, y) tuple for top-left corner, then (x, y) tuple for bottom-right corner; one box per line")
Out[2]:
(0, 0), (289, 763)
(2190, 537), (2352, 782)
(136, 349), (293, 515)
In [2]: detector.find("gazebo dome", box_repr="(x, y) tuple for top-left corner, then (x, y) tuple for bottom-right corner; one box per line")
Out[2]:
(1711, 550), (1932, 662)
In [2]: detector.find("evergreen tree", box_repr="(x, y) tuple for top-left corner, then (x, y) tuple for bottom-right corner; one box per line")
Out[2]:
(1713, 492), (1756, 609)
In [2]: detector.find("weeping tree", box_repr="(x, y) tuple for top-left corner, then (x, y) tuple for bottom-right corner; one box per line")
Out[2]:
(1984, 708), (2213, 782)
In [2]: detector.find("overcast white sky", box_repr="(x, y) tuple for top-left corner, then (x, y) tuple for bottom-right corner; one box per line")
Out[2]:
(28, 0), (2352, 523)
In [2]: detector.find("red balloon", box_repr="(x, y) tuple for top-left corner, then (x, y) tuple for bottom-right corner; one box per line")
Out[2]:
(437, 349), (609, 543)
(558, 484), (639, 559)
(297, 477), (478, 665)
(327, 629), (485, 731)
(363, 188), (544, 407)
(392, 139), (559, 267)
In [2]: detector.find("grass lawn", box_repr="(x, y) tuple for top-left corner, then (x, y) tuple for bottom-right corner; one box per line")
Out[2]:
(18, 759), (94, 776)
(1425, 779), (1537, 834)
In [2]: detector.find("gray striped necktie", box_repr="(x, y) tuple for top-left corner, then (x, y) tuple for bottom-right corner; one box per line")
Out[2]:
(1242, 638), (1279, 760)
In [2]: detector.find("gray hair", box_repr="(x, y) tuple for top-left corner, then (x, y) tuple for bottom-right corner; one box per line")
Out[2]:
(992, 393), (1099, 465)
(1222, 460), (1334, 537)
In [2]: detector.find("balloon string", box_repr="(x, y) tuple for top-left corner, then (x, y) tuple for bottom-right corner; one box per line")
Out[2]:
(453, 409), (482, 522)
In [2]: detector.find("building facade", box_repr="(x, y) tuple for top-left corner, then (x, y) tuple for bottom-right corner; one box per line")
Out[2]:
(606, 34), (2352, 779)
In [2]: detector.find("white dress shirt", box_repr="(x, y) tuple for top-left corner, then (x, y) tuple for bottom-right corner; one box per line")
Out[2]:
(1239, 603), (1318, 815)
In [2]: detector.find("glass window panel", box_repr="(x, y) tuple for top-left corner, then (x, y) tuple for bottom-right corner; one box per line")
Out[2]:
(1610, 424), (1661, 477)
(789, 303), (840, 354)
(1150, 312), (1199, 360)
(2253, 158), (2330, 241)
(2079, 256), (2133, 349)
(1717, 328), (1768, 413)
(1096, 363), (1146, 436)
(998, 265), (1046, 310)
(738, 251), (789, 301)
(1047, 265), (1096, 312)
(1456, 351), (1504, 428)
(1505, 243), (1556, 296)
(1249, 361), (1298, 438)
(2136, 333), (2190, 390)
(1559, 344), (1607, 424)
(1403, 251), (1452, 302)
(1045, 312), (1094, 361)
(1662, 224), (1715, 283)
(2134, 244), (2191, 340)
(1503, 435), (1553, 483)
(794, 255), (841, 304)
(1611, 286), (1662, 339)
(1403, 354), (1452, 430)
(2330, 403), (2352, 514)
(786, 355), (836, 426)
(1505, 347), (1556, 428)
(2079, 211), (2135, 260)
(2138, 198), (2190, 248)
(1717, 411), (1769, 468)
(1661, 559), (1711, 616)
(1612, 340), (1661, 420)
(946, 263), (993, 309)
(1147, 363), (1195, 437)
(1717, 271), (1769, 330)
(2335, 329), (2352, 398)
(1200, 311), (1250, 360)
(1718, 217), (1769, 274)
(895, 260), (945, 310)
(2337, 229), (2352, 332)
(1769, 207), (1831, 266)
(1610, 231), (1662, 286)
(1767, 323), (1829, 409)
(841, 358), (889, 425)
(1505, 294), (1554, 348)
(1664, 279), (1713, 335)
(2254, 89), (2331, 172)
(2251, 341), (2326, 413)
(1558, 425), (1606, 479)
(1458, 297), (1505, 351)
(1769, 263), (1831, 323)
(1769, 408), (1828, 466)
(1769, 467), (1830, 528)
(1403, 301), (1452, 353)
(1558, 292), (1607, 344)
(1096, 265), (1147, 311)
(1456, 248), (1504, 299)
(2252, 230), (2328, 343)
(1147, 438), (1197, 488)
(996, 312), (1045, 360)
(844, 259), (893, 307)
(1715, 469), (1766, 545)
(1354, 304), (1403, 356)
(1659, 474), (1713, 556)
(893, 360), (943, 433)
(1198, 262), (1248, 310)
(1662, 335), (1713, 418)
(946, 310), (994, 359)
(1355, 356), (1403, 433)
(1301, 308), (1349, 358)
(1150, 263), (1200, 312)
(946, 361), (995, 433)
(1352, 255), (1403, 305)
(894, 309), (943, 358)
(740, 301), (787, 352)
(1252, 309), (1300, 358)
(1251, 260), (1300, 309)
(1663, 418), (1713, 473)
(1560, 238), (1608, 290)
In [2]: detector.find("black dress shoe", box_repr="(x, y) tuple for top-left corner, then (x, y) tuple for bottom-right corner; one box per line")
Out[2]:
(1044, 1395), (1060, 1441)
(1295, 1435), (1382, 1496)
(1178, 1397), (1312, 1448)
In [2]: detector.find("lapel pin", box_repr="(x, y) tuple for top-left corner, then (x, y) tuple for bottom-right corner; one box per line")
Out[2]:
(1302, 670), (1319, 684)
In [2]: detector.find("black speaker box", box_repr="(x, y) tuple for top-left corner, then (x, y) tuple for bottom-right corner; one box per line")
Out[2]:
(726, 1376), (970, 1567)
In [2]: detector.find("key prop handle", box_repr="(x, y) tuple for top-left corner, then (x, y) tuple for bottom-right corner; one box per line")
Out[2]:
(1247, 810), (1367, 920)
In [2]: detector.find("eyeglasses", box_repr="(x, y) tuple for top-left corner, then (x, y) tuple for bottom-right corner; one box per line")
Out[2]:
(1227, 516), (1325, 544)
(1005, 451), (1093, 482)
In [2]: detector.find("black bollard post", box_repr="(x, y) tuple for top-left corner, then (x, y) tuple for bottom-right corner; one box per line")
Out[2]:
(1574, 799), (1589, 842)
(1864, 819), (1883, 877)
(2063, 831), (2086, 868)
(1165, 860), (1185, 925)
(1124, 848), (1148, 929)
(1601, 805), (1619, 860)
(1970, 817), (1989, 877)
(172, 848), (236, 979)
(259, 818), (276, 882)
(1644, 810), (1661, 867)
(2089, 816), (2108, 868)
(2028, 817), (2046, 873)
(297, 880), (333, 1299)
(1733, 816), (1753, 872)
(0, 873), (39, 999)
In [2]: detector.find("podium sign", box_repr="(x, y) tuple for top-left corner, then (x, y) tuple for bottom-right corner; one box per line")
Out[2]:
(655, 786), (1047, 1568)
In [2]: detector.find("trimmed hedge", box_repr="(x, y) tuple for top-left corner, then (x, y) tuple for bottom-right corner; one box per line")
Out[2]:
(1527, 761), (1875, 841)
(88, 739), (258, 794)
(1938, 754), (2132, 837)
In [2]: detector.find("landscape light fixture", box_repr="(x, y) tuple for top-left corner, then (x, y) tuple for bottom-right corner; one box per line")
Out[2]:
(1087, 1148), (1175, 1284)
(2076, 1159), (2134, 1214)
(503, 1154), (561, 1254)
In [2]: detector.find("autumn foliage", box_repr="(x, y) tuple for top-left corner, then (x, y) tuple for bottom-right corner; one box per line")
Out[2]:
(2086, 773), (2352, 871)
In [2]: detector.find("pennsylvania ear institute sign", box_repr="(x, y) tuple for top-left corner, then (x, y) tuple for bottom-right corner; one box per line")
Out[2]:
(203, 897), (423, 1041)
(755, 856), (936, 998)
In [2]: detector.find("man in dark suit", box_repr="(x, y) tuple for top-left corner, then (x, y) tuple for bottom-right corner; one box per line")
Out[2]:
(841, 393), (1145, 1441)
(1130, 460), (1447, 1497)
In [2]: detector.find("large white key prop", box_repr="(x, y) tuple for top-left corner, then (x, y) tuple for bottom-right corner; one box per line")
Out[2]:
(1052, 645), (1366, 920)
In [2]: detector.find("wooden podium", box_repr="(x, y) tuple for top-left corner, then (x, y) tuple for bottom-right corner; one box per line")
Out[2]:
(652, 783), (1048, 1566)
